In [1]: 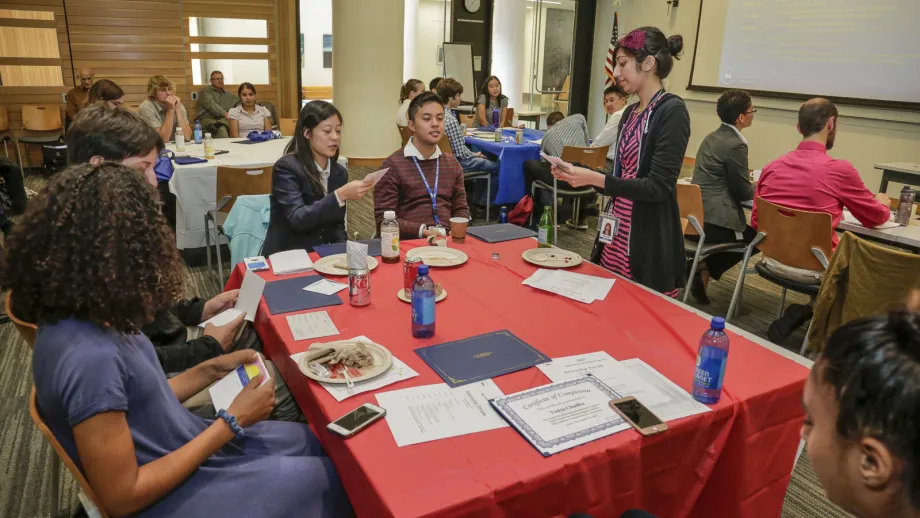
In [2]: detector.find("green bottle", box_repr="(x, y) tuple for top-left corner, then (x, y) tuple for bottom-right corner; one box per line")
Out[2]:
(537, 205), (554, 248)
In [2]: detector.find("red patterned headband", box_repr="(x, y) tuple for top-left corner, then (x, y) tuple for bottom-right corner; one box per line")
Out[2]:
(620, 29), (647, 51)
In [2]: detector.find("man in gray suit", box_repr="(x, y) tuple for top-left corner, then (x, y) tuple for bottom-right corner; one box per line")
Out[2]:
(688, 90), (756, 303)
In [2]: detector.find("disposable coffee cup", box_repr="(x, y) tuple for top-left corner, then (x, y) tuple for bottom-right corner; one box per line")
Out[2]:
(449, 217), (468, 242)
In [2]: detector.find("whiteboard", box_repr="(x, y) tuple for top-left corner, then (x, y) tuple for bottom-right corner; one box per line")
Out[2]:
(442, 42), (476, 104)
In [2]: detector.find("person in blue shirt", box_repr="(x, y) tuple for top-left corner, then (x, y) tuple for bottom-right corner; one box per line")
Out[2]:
(264, 100), (370, 254)
(1, 163), (352, 518)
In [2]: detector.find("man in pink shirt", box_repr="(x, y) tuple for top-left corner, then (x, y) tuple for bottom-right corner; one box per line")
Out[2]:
(753, 98), (891, 344)
(753, 98), (891, 250)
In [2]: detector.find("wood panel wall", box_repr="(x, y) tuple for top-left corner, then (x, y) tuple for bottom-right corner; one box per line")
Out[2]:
(0, 0), (295, 165)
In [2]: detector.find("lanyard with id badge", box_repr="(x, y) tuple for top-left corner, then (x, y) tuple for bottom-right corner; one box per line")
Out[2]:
(598, 205), (620, 245)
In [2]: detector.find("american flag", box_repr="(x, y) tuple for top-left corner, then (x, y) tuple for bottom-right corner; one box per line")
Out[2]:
(604, 12), (619, 88)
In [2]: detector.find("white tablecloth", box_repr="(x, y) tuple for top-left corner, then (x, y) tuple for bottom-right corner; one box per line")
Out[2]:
(167, 137), (291, 249)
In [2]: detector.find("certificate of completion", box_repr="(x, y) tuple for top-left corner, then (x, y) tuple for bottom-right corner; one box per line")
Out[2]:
(491, 375), (630, 456)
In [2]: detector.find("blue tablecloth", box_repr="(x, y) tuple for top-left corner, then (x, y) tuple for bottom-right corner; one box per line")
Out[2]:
(465, 128), (544, 205)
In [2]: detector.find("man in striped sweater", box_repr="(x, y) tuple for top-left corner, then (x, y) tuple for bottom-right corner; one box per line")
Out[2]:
(375, 91), (470, 239)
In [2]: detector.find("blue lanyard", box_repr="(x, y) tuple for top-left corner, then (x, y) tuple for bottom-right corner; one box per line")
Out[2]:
(411, 156), (440, 226)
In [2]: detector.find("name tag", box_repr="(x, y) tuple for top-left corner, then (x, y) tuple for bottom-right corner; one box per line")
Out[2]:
(598, 213), (620, 244)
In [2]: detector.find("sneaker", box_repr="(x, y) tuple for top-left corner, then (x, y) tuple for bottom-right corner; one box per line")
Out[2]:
(565, 218), (589, 230)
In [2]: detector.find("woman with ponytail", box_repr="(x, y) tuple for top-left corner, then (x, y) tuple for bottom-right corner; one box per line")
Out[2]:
(802, 304), (920, 518)
(551, 27), (690, 297)
(397, 79), (425, 127)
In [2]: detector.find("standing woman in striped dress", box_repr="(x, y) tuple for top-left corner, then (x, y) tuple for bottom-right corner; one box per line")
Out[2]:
(551, 27), (691, 297)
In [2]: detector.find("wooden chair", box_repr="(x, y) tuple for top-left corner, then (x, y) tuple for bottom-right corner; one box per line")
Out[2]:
(279, 118), (297, 137)
(205, 166), (273, 287)
(459, 114), (476, 128)
(30, 387), (109, 518)
(437, 133), (453, 156)
(124, 103), (142, 113)
(0, 105), (11, 157)
(726, 198), (834, 353)
(397, 125), (413, 147)
(6, 293), (108, 517)
(6, 291), (36, 347)
(16, 104), (64, 174)
(502, 107), (515, 127)
(348, 157), (386, 169)
(530, 146), (609, 236)
(676, 184), (749, 303)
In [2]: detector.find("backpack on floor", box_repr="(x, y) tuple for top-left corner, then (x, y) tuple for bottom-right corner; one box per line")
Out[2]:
(508, 195), (533, 226)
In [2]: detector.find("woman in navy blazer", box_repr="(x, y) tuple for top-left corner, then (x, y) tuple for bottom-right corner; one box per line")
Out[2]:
(263, 101), (370, 255)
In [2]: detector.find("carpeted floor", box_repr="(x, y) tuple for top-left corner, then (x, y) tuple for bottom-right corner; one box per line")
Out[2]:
(0, 168), (851, 518)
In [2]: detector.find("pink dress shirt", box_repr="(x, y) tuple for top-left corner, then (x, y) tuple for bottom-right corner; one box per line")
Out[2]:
(752, 141), (890, 248)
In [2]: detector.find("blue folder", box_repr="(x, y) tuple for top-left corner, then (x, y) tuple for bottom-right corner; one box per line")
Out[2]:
(313, 239), (382, 258)
(467, 224), (537, 243)
(415, 330), (550, 388)
(262, 275), (343, 315)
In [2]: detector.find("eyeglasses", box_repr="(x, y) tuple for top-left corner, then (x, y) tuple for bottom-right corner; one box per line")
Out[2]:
(744, 109), (757, 115)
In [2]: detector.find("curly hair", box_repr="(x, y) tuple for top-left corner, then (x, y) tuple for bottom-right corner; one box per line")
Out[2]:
(0, 163), (183, 333)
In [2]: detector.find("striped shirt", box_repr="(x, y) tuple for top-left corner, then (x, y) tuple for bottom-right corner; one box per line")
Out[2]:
(541, 114), (589, 159)
(601, 104), (678, 299)
(375, 138), (471, 238)
(444, 109), (474, 160)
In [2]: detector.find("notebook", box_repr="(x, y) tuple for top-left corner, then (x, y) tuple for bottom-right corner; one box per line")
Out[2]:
(262, 275), (343, 315)
(269, 249), (314, 275)
(467, 224), (537, 243)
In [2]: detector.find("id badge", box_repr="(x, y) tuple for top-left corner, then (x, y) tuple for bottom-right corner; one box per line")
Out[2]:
(598, 213), (620, 244)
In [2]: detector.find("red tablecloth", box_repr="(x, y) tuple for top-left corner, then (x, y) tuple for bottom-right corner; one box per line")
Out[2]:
(227, 237), (808, 518)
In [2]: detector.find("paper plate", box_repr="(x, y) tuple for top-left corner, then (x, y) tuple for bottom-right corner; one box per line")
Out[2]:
(297, 339), (393, 384)
(397, 288), (447, 303)
(313, 254), (379, 276)
(522, 247), (583, 268)
(406, 247), (468, 267)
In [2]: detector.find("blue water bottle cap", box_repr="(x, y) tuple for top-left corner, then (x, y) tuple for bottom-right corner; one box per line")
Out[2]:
(418, 264), (429, 275)
(710, 317), (725, 330)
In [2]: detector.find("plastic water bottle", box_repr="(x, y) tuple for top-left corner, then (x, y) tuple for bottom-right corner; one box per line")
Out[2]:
(175, 128), (186, 151)
(499, 207), (509, 224)
(692, 317), (730, 404)
(411, 265), (436, 338)
(194, 120), (203, 144)
(380, 210), (400, 264)
(203, 133), (215, 159)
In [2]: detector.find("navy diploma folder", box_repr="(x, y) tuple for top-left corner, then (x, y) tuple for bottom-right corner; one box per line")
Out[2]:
(262, 275), (343, 314)
(467, 224), (537, 243)
(414, 330), (550, 388)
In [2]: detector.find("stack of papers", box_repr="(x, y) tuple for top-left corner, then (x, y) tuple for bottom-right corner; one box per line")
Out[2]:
(842, 210), (899, 229)
(286, 311), (339, 341)
(269, 249), (314, 275)
(291, 336), (420, 402)
(523, 269), (615, 304)
(375, 380), (507, 446)
(537, 353), (710, 423)
(303, 278), (348, 295)
(198, 269), (266, 327)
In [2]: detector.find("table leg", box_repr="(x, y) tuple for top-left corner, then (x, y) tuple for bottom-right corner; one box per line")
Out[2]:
(879, 171), (889, 194)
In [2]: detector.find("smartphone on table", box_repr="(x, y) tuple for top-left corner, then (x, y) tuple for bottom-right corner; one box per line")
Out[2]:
(327, 403), (386, 438)
(609, 396), (668, 436)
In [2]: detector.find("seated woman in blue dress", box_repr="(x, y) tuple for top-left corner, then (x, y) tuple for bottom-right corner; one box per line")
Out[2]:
(263, 101), (370, 255)
(1, 163), (353, 518)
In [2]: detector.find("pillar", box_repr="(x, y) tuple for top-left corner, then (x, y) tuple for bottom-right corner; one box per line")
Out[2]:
(403, 0), (418, 82)
(490, 0), (528, 109)
(332, 0), (404, 157)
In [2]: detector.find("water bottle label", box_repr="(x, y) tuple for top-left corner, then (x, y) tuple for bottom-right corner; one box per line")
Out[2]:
(381, 229), (399, 257)
(694, 351), (726, 390)
(537, 228), (548, 244)
(411, 295), (435, 325)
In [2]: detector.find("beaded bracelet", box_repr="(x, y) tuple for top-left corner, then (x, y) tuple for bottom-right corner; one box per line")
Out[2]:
(216, 409), (244, 440)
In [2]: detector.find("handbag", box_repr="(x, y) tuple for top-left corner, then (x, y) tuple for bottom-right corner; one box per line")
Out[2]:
(508, 195), (533, 226)
(246, 130), (275, 142)
(154, 150), (175, 182)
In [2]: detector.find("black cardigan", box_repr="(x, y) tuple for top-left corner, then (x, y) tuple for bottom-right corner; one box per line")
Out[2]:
(263, 154), (348, 255)
(595, 93), (691, 294)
